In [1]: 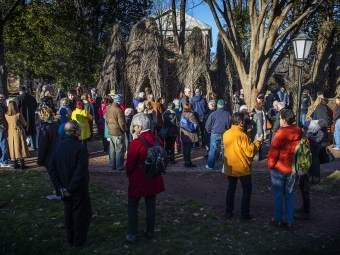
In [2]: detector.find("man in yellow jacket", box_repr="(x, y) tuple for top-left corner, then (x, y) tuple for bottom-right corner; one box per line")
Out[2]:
(223, 112), (263, 219)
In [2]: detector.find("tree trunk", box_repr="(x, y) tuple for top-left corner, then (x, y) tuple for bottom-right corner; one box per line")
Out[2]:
(0, 23), (8, 97)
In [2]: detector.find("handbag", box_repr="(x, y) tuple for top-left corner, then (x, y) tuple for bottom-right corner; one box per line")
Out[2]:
(266, 116), (273, 129)
(158, 126), (169, 139)
(180, 116), (197, 133)
(319, 147), (335, 164)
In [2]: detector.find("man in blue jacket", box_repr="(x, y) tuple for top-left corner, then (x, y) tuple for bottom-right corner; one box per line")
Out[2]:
(205, 99), (231, 170)
(190, 88), (208, 148)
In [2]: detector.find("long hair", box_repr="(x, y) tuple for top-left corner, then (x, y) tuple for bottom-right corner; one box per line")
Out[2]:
(7, 101), (18, 116)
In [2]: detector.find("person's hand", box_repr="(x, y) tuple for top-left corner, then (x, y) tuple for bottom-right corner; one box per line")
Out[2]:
(256, 134), (264, 143)
(60, 188), (71, 197)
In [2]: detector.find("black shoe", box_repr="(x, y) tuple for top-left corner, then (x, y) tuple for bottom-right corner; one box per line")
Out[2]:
(294, 206), (304, 213)
(241, 213), (253, 220)
(20, 159), (27, 170)
(13, 160), (19, 169)
(270, 218), (282, 227)
(184, 163), (196, 168)
(203, 154), (208, 158)
(144, 230), (153, 240)
(294, 212), (310, 220)
(125, 234), (137, 244)
(73, 239), (93, 248)
(226, 213), (233, 219)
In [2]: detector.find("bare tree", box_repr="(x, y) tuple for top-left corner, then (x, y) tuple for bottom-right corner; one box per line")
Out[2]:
(205, 0), (320, 107)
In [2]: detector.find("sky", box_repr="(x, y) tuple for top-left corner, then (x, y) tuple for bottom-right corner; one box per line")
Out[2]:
(187, 1), (219, 53)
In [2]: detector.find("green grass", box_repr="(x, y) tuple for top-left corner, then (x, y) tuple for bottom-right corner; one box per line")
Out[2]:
(0, 171), (339, 255)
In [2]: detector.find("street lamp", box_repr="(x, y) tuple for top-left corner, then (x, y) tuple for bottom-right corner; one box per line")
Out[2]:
(292, 33), (313, 127)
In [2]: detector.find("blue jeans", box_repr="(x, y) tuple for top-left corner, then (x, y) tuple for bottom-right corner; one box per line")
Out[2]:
(207, 133), (223, 169)
(300, 113), (306, 127)
(182, 142), (193, 164)
(109, 134), (126, 170)
(270, 169), (295, 224)
(334, 119), (340, 148)
(0, 131), (9, 164)
(29, 135), (37, 149)
(226, 175), (252, 216)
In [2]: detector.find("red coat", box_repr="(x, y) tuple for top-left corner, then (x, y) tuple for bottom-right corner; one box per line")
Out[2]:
(120, 103), (127, 113)
(268, 125), (301, 174)
(126, 130), (165, 198)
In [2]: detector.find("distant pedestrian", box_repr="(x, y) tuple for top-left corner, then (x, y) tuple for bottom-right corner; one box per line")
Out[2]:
(205, 99), (231, 170)
(275, 87), (290, 107)
(0, 94), (11, 167)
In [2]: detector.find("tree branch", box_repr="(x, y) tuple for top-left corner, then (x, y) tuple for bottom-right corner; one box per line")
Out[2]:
(3, 0), (22, 23)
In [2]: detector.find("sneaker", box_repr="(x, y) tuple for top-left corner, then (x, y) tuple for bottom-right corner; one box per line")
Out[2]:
(125, 234), (137, 244)
(205, 165), (213, 171)
(0, 163), (11, 168)
(46, 194), (61, 200)
(332, 147), (340, 150)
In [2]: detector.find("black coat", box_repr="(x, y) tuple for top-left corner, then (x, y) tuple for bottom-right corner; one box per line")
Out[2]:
(15, 92), (38, 136)
(56, 91), (66, 109)
(300, 93), (311, 114)
(37, 121), (60, 168)
(265, 94), (275, 111)
(162, 110), (179, 137)
(48, 136), (89, 194)
(314, 104), (329, 125)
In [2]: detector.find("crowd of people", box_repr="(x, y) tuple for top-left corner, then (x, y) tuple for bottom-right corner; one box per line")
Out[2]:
(0, 83), (336, 247)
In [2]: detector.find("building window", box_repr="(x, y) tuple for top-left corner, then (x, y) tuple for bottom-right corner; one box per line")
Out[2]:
(166, 67), (174, 76)
(166, 52), (175, 60)
(167, 36), (174, 44)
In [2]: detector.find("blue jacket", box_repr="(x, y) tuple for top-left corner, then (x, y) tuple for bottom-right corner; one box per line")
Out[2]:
(275, 91), (289, 105)
(131, 97), (142, 114)
(190, 95), (207, 118)
(205, 108), (231, 135)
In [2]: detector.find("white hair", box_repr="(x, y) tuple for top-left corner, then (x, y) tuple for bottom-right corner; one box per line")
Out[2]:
(184, 88), (191, 92)
(208, 100), (216, 108)
(137, 102), (145, 112)
(173, 99), (180, 106)
(138, 92), (146, 99)
(132, 114), (150, 130)
(278, 102), (285, 110)
(124, 108), (134, 116)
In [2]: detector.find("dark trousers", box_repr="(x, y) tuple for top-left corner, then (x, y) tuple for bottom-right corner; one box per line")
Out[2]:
(128, 195), (156, 235)
(182, 142), (193, 164)
(89, 120), (93, 137)
(165, 136), (176, 157)
(102, 133), (110, 153)
(63, 189), (92, 245)
(226, 175), (252, 216)
(195, 121), (205, 147)
(298, 174), (310, 213)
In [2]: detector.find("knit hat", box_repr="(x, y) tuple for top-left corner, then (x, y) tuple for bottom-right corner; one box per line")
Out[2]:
(239, 105), (248, 113)
(306, 120), (325, 133)
(217, 99), (225, 105)
(113, 94), (123, 103)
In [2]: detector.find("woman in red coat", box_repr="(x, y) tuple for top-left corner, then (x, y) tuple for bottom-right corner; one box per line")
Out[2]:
(125, 114), (165, 244)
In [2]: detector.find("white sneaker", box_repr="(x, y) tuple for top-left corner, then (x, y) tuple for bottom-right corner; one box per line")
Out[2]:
(205, 165), (213, 171)
(46, 194), (61, 200)
(0, 163), (11, 167)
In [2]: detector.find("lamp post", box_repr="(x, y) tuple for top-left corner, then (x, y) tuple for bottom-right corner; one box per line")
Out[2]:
(292, 33), (313, 127)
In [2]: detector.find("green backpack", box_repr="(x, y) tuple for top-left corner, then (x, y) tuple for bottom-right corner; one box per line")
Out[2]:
(292, 137), (312, 175)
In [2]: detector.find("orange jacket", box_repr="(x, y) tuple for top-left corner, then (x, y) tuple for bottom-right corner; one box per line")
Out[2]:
(268, 126), (301, 174)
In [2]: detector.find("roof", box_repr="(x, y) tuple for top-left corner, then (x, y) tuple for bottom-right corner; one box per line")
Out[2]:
(153, 8), (213, 47)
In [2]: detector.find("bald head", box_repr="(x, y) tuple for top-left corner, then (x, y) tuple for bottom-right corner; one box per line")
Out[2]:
(65, 120), (81, 137)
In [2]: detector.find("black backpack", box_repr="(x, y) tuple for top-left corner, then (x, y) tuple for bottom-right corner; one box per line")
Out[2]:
(138, 136), (169, 178)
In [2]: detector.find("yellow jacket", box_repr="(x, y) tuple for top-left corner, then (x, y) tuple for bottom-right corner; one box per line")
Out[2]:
(223, 125), (261, 177)
(71, 108), (93, 140)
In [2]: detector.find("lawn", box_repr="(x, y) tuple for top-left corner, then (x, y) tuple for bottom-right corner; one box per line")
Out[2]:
(0, 171), (339, 255)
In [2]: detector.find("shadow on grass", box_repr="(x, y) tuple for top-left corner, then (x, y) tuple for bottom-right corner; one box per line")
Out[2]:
(0, 171), (339, 255)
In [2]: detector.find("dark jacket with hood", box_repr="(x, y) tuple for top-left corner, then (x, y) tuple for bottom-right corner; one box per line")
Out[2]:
(40, 96), (56, 113)
(15, 92), (38, 136)
(300, 93), (311, 114)
(37, 120), (60, 168)
(162, 109), (179, 137)
(0, 104), (8, 132)
(190, 95), (207, 119)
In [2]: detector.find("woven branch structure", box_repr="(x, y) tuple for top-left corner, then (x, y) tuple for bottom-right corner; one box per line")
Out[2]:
(97, 24), (126, 98)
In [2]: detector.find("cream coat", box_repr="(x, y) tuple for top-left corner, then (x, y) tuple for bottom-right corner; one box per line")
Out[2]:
(5, 113), (29, 159)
